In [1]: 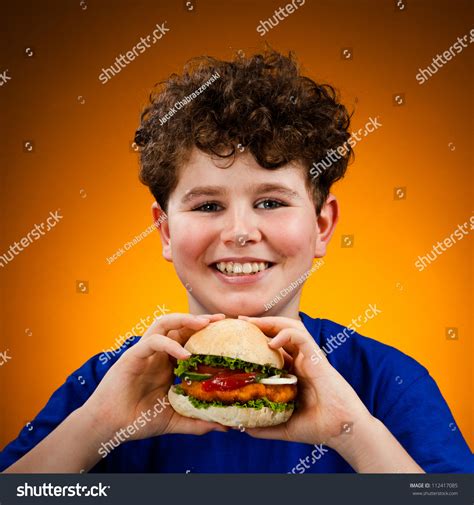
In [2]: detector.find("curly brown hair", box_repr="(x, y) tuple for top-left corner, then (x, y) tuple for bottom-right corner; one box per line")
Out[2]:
(135, 49), (353, 215)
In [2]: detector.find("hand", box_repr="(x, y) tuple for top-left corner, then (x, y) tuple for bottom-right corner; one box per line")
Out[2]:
(237, 315), (373, 449)
(81, 312), (228, 444)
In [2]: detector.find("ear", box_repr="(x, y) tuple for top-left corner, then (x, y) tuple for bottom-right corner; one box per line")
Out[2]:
(314, 193), (339, 257)
(151, 202), (172, 262)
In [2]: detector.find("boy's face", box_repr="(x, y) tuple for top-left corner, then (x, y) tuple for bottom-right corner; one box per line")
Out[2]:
(153, 148), (338, 319)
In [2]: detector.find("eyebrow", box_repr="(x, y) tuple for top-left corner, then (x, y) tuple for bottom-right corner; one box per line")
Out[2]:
(180, 183), (302, 204)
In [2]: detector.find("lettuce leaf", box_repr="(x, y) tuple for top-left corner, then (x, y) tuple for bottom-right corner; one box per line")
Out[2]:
(174, 354), (284, 378)
(174, 384), (185, 394)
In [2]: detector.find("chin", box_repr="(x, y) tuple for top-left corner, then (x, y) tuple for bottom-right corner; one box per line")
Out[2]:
(210, 300), (268, 318)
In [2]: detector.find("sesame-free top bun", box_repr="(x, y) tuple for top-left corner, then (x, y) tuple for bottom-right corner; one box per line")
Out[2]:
(184, 318), (284, 369)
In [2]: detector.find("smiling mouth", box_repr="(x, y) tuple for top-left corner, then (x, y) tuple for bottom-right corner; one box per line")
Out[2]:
(212, 261), (274, 276)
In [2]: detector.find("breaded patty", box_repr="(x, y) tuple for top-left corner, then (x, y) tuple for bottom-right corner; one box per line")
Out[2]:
(181, 381), (297, 404)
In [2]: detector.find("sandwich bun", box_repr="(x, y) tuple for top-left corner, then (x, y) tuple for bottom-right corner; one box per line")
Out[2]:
(183, 318), (284, 369)
(167, 319), (294, 428)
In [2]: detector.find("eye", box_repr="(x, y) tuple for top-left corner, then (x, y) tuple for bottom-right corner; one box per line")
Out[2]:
(255, 199), (286, 210)
(191, 202), (223, 212)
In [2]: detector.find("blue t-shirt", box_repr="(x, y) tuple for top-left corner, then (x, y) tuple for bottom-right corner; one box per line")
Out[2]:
(1, 312), (472, 473)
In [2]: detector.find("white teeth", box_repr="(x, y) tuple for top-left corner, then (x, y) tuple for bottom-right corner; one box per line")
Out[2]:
(242, 263), (253, 274)
(215, 261), (271, 275)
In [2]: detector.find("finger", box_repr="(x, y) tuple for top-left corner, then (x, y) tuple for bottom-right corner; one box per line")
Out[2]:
(237, 315), (303, 336)
(144, 313), (211, 340)
(167, 314), (227, 342)
(161, 313), (226, 338)
(244, 425), (289, 441)
(269, 328), (319, 361)
(131, 334), (192, 361)
(201, 313), (226, 319)
(143, 313), (225, 342)
(171, 415), (229, 435)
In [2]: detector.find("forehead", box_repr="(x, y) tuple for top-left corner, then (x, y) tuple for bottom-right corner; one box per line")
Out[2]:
(172, 148), (311, 198)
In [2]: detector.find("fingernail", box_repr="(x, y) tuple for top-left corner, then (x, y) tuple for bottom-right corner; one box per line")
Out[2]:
(196, 316), (210, 321)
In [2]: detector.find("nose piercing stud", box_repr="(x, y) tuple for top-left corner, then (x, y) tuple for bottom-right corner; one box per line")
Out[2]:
(235, 234), (249, 247)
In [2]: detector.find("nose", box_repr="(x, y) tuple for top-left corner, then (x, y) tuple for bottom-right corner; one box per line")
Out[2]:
(220, 205), (262, 246)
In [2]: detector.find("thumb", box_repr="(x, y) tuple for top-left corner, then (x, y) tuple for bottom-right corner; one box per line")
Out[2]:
(173, 415), (229, 435)
(244, 426), (288, 441)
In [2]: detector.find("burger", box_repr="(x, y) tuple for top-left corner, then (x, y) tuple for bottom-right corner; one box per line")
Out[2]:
(168, 318), (298, 428)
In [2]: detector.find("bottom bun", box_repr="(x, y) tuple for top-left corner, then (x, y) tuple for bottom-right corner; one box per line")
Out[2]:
(168, 385), (294, 428)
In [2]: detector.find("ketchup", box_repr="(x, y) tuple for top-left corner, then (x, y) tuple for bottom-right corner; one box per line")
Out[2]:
(201, 372), (258, 391)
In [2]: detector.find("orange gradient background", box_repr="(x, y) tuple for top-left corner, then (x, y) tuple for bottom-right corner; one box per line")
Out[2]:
(1, 0), (472, 452)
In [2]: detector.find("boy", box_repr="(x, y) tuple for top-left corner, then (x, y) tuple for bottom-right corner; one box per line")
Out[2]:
(1, 50), (472, 473)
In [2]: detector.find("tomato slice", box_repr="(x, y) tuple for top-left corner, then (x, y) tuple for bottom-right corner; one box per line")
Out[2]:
(201, 372), (258, 391)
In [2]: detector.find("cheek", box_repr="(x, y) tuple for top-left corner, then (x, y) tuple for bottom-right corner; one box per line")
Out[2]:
(169, 217), (213, 263)
(266, 211), (316, 257)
